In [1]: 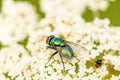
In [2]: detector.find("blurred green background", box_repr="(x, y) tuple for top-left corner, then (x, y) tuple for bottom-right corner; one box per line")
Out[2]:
(82, 0), (120, 26)
(0, 0), (120, 26)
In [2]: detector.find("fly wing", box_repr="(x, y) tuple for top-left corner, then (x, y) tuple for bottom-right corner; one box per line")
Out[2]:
(65, 41), (87, 57)
(55, 45), (74, 60)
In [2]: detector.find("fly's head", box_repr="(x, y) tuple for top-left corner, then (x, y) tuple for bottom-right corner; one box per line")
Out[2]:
(46, 35), (55, 46)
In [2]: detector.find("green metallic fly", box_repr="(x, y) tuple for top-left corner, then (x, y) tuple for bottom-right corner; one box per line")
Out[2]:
(45, 35), (87, 71)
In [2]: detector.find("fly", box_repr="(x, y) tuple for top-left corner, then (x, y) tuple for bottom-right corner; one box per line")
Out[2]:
(45, 35), (87, 71)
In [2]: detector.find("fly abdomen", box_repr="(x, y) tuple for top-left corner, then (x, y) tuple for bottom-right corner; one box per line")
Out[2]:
(61, 45), (74, 60)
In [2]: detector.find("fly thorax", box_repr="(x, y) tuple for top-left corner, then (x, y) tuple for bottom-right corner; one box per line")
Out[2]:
(50, 38), (65, 46)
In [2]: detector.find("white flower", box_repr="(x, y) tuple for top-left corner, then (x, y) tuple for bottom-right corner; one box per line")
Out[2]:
(0, 0), (120, 79)
(103, 55), (120, 70)
(85, 0), (109, 11)
(40, 0), (112, 15)
(110, 75), (120, 80)
(0, 0), (38, 45)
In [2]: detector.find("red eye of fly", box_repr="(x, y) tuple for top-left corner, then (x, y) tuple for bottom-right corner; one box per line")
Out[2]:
(46, 37), (49, 44)
(46, 35), (54, 45)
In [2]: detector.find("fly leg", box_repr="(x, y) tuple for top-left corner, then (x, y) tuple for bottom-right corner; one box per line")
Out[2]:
(73, 56), (80, 62)
(45, 51), (58, 67)
(59, 52), (65, 72)
(46, 46), (55, 50)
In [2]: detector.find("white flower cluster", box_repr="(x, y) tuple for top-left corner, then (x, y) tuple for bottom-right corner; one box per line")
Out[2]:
(0, 0), (38, 45)
(41, 0), (116, 15)
(0, 0), (120, 80)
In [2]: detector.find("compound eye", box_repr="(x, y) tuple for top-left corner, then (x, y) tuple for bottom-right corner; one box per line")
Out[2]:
(46, 35), (55, 44)
(46, 37), (49, 44)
